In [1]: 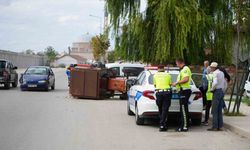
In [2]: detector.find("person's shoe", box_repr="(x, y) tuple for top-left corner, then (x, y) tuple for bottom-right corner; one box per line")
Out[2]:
(202, 121), (209, 126)
(207, 128), (218, 131)
(217, 128), (224, 131)
(176, 127), (188, 132)
(159, 126), (167, 132)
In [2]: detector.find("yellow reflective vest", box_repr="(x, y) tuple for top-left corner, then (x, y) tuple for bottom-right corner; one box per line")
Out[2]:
(206, 73), (214, 101)
(153, 72), (172, 90)
(176, 66), (192, 90)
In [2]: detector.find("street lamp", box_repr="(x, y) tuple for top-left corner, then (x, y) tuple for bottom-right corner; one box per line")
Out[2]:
(89, 14), (102, 34)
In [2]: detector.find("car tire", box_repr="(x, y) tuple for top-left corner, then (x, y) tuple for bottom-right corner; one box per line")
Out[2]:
(127, 101), (134, 116)
(4, 82), (10, 89)
(51, 83), (55, 90)
(191, 118), (202, 126)
(44, 86), (49, 91)
(12, 78), (18, 88)
(120, 93), (128, 100)
(135, 105), (144, 125)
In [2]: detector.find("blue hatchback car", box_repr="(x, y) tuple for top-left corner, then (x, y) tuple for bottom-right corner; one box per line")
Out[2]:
(19, 66), (55, 91)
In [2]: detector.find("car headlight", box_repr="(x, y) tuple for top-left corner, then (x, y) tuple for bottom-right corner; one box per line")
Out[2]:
(38, 80), (47, 83)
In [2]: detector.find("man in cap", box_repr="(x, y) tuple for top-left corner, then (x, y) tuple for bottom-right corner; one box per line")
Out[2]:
(208, 62), (225, 131)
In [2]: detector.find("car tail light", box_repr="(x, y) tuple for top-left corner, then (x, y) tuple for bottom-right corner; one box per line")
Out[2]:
(143, 90), (155, 100)
(193, 91), (202, 100)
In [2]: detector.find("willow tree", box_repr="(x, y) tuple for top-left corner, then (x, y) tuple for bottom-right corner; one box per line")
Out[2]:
(107, 0), (236, 64)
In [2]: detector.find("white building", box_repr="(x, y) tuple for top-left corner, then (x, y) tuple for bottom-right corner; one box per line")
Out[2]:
(53, 55), (87, 67)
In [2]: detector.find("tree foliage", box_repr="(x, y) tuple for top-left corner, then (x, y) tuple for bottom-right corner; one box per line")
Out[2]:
(106, 0), (250, 65)
(44, 46), (57, 64)
(90, 34), (110, 61)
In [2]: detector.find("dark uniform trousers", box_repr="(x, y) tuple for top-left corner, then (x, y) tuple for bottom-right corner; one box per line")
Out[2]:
(156, 91), (172, 127)
(179, 89), (192, 129)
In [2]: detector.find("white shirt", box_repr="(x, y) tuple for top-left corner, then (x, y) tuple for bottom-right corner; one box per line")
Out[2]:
(211, 69), (225, 91)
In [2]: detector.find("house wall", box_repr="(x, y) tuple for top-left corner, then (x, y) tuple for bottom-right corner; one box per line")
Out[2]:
(0, 50), (47, 68)
(53, 56), (78, 67)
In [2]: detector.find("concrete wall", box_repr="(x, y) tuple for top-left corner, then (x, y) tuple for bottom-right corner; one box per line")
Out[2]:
(0, 50), (47, 68)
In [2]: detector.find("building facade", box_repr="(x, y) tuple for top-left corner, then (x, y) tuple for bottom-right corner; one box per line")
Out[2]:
(70, 41), (94, 61)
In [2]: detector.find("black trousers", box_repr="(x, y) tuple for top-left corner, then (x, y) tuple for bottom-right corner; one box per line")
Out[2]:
(179, 89), (192, 129)
(199, 87), (207, 107)
(205, 101), (212, 122)
(156, 91), (172, 127)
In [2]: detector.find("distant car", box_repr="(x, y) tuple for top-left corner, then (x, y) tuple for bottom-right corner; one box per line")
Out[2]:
(19, 66), (55, 91)
(244, 71), (250, 97)
(0, 59), (18, 89)
(105, 62), (145, 77)
(127, 67), (203, 125)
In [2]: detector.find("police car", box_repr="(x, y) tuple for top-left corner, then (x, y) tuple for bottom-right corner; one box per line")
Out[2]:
(127, 67), (203, 125)
(244, 67), (250, 97)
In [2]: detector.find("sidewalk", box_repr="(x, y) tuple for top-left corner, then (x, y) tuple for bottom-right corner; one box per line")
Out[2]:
(223, 101), (250, 140)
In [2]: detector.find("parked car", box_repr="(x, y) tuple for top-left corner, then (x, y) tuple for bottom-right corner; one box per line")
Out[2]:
(0, 59), (18, 89)
(106, 62), (145, 77)
(19, 66), (55, 91)
(244, 71), (250, 97)
(127, 67), (203, 125)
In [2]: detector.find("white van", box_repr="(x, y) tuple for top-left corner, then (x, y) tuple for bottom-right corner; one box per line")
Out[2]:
(105, 62), (145, 77)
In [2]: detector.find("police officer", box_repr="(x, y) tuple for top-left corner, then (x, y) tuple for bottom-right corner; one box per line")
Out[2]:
(153, 65), (172, 132)
(202, 67), (213, 126)
(172, 58), (192, 132)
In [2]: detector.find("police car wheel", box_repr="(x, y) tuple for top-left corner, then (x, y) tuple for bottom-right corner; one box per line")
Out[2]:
(127, 101), (134, 116)
(135, 105), (144, 125)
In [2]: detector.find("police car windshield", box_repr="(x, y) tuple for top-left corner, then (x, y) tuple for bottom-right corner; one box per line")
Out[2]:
(148, 74), (194, 85)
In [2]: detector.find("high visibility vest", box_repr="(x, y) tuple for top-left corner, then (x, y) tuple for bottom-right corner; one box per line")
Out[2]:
(153, 72), (172, 90)
(206, 74), (214, 101)
(176, 66), (192, 90)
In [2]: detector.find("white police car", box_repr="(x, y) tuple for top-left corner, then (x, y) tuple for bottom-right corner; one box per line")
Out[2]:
(245, 73), (250, 97)
(127, 67), (203, 125)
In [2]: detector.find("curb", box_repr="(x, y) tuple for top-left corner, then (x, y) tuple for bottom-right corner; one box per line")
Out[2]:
(223, 122), (250, 140)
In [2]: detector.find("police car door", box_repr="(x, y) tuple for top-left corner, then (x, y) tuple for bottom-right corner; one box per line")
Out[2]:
(245, 73), (250, 97)
(129, 72), (146, 105)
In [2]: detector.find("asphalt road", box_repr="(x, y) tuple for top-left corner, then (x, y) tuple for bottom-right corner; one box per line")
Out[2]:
(0, 68), (250, 150)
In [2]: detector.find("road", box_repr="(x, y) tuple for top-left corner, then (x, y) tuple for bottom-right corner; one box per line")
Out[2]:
(0, 68), (250, 150)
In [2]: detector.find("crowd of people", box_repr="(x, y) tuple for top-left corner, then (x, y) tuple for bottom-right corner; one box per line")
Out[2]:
(153, 58), (229, 132)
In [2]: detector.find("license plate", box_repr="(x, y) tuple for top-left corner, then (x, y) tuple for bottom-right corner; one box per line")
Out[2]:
(172, 93), (180, 99)
(28, 84), (37, 88)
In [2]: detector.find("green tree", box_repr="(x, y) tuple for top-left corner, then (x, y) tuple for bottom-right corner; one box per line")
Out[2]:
(90, 34), (110, 61)
(106, 0), (249, 64)
(44, 46), (57, 64)
(24, 49), (35, 55)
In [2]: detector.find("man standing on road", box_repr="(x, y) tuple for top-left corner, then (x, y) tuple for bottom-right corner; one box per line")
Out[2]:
(202, 67), (214, 126)
(172, 58), (192, 132)
(208, 62), (225, 131)
(153, 65), (172, 132)
(201, 60), (209, 108)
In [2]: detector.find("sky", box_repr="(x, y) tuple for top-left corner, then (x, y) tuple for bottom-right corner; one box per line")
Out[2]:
(0, 0), (106, 53)
(0, 0), (147, 53)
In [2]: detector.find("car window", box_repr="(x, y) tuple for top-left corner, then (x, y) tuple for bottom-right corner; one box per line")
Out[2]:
(25, 67), (48, 75)
(109, 67), (120, 76)
(0, 61), (6, 68)
(148, 73), (194, 85)
(137, 72), (146, 85)
(123, 67), (144, 77)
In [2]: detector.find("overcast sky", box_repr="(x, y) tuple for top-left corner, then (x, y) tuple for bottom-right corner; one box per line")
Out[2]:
(0, 0), (147, 53)
(0, 0), (107, 53)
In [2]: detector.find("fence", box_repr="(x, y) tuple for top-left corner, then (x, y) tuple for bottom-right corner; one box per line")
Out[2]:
(0, 50), (47, 68)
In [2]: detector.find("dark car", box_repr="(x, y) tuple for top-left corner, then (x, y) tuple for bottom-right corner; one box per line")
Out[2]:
(0, 59), (18, 89)
(19, 66), (55, 91)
